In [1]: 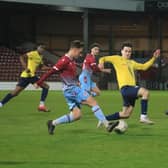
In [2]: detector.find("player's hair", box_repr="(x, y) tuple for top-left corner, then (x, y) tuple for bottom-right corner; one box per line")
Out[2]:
(70, 40), (84, 49)
(89, 43), (101, 50)
(121, 42), (133, 50)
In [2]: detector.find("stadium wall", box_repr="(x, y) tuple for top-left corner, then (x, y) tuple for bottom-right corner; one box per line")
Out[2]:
(0, 82), (62, 90)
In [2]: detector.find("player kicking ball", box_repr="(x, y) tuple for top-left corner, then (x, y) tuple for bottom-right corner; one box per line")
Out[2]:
(97, 43), (160, 127)
(0, 44), (50, 112)
(34, 40), (119, 135)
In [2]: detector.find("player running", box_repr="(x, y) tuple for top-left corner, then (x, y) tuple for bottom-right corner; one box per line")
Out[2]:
(79, 43), (111, 97)
(97, 43), (160, 127)
(34, 40), (119, 135)
(0, 44), (50, 112)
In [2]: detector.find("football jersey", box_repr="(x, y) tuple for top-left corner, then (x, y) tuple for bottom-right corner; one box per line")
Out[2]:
(99, 55), (156, 89)
(21, 51), (43, 77)
(82, 54), (100, 75)
(53, 55), (78, 90)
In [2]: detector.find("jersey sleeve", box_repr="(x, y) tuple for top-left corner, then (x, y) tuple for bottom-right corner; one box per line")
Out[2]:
(99, 55), (117, 64)
(53, 57), (69, 71)
(27, 51), (34, 59)
(36, 57), (68, 86)
(132, 57), (156, 71)
(89, 57), (100, 72)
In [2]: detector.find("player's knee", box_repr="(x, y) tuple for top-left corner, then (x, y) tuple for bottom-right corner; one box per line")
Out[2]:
(45, 84), (49, 89)
(72, 108), (82, 120)
(75, 113), (82, 120)
(142, 89), (149, 98)
(11, 91), (19, 97)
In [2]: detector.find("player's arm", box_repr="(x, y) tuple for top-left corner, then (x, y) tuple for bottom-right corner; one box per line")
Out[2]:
(90, 62), (111, 73)
(39, 64), (51, 71)
(100, 68), (111, 73)
(35, 57), (67, 88)
(98, 56), (115, 69)
(133, 49), (160, 71)
(35, 67), (56, 88)
(20, 54), (30, 73)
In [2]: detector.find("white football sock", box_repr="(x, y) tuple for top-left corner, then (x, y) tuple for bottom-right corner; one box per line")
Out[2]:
(0, 102), (3, 107)
(140, 114), (147, 119)
(39, 101), (45, 106)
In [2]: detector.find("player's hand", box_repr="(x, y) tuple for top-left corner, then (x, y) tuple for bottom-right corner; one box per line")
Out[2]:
(98, 63), (104, 70)
(33, 83), (39, 89)
(153, 49), (160, 58)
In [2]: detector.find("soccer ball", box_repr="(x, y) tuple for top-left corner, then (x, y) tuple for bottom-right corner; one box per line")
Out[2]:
(114, 120), (128, 134)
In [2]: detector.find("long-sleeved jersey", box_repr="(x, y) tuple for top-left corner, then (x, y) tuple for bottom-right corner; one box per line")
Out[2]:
(99, 55), (156, 89)
(37, 54), (78, 90)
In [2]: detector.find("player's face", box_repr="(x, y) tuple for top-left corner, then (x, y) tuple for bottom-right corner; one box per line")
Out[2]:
(121, 47), (132, 59)
(91, 47), (100, 56)
(73, 48), (83, 59)
(37, 46), (45, 54)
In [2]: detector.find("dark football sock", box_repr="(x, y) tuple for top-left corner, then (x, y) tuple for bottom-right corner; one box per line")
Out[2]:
(1, 93), (15, 105)
(105, 112), (120, 121)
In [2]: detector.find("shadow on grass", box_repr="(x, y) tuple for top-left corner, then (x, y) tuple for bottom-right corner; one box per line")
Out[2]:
(0, 161), (27, 165)
(0, 161), (89, 166)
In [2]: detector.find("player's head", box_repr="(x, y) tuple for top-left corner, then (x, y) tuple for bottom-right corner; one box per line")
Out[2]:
(37, 44), (46, 54)
(69, 40), (84, 58)
(90, 43), (100, 56)
(121, 42), (133, 59)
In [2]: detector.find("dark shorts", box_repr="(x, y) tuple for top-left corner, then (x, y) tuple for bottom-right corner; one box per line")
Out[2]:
(17, 76), (39, 88)
(120, 86), (140, 107)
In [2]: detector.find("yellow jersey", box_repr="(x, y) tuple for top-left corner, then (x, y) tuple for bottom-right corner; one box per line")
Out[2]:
(21, 51), (43, 78)
(99, 55), (156, 89)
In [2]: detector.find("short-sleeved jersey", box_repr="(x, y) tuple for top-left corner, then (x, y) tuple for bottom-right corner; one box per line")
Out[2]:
(21, 51), (43, 78)
(53, 55), (78, 90)
(99, 55), (156, 89)
(82, 54), (100, 75)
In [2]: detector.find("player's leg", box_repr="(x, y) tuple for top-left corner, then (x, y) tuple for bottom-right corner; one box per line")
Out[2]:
(119, 106), (134, 118)
(81, 91), (119, 132)
(31, 76), (50, 112)
(97, 105), (134, 128)
(138, 87), (154, 124)
(97, 86), (135, 128)
(79, 73), (91, 93)
(0, 78), (28, 107)
(47, 106), (82, 135)
(91, 81), (100, 97)
(38, 82), (50, 112)
(47, 91), (82, 135)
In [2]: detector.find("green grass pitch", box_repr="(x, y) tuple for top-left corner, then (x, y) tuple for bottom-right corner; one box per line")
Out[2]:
(0, 90), (168, 168)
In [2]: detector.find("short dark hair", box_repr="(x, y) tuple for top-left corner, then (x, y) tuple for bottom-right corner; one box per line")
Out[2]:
(89, 43), (101, 50)
(70, 40), (84, 49)
(121, 42), (133, 50)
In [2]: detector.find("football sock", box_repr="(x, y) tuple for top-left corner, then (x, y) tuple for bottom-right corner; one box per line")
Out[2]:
(52, 113), (74, 125)
(0, 102), (3, 107)
(41, 87), (48, 102)
(1, 93), (15, 105)
(92, 105), (106, 121)
(105, 112), (120, 120)
(39, 101), (45, 106)
(141, 99), (148, 115)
